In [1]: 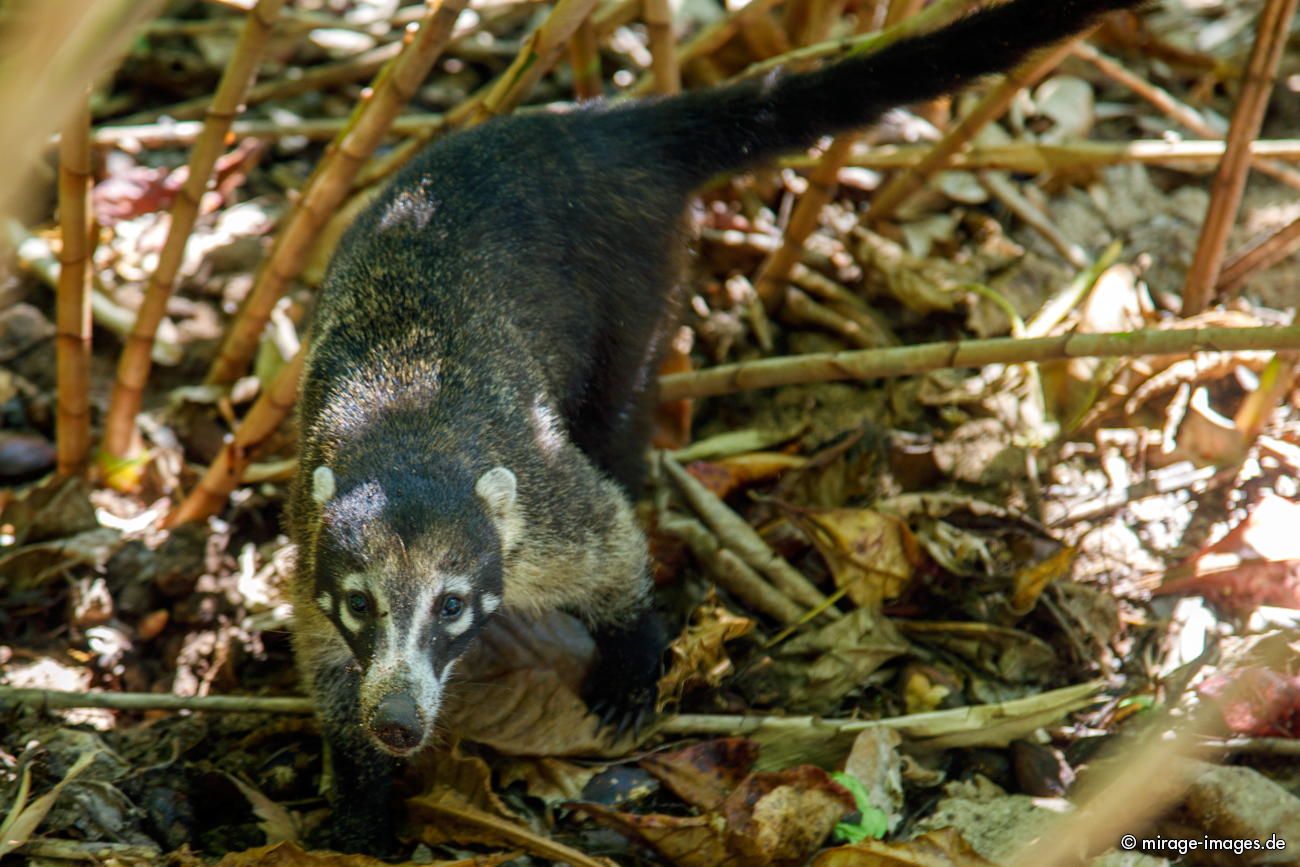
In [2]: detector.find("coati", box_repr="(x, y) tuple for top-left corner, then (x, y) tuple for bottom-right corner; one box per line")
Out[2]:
(289, 0), (1144, 850)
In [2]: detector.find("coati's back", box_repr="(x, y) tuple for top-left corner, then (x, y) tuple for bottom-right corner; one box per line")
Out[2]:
(292, 0), (1146, 852)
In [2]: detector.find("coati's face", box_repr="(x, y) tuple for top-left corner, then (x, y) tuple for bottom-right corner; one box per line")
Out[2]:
(308, 463), (519, 756)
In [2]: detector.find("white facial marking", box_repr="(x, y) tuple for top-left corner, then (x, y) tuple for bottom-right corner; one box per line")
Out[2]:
(475, 466), (516, 517)
(443, 574), (472, 596)
(311, 465), (336, 505)
(338, 573), (368, 633)
(530, 397), (565, 456)
(481, 592), (502, 614)
(316, 591), (334, 614)
(444, 605), (474, 637)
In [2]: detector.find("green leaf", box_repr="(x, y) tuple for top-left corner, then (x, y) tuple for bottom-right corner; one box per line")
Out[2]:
(830, 771), (889, 842)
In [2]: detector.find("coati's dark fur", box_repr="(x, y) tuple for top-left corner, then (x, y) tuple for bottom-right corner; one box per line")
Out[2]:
(289, 0), (1144, 850)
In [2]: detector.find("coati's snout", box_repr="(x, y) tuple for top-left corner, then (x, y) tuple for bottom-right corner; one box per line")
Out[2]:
(308, 462), (518, 754)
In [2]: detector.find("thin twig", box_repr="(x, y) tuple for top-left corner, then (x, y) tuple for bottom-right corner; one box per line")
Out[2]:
(864, 33), (1086, 223)
(1217, 213), (1300, 297)
(1072, 42), (1300, 192)
(92, 113), (446, 147)
(169, 347), (305, 526)
(657, 324), (1300, 400)
(1181, 0), (1300, 315)
(753, 0), (974, 313)
(207, 0), (471, 385)
(55, 94), (93, 478)
(0, 686), (314, 714)
(463, 0), (604, 126)
(662, 454), (836, 614)
(782, 138), (1300, 172)
(657, 512), (807, 623)
(102, 0), (286, 467)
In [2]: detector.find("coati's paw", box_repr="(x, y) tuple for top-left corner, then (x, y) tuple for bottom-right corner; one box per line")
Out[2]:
(584, 610), (667, 740)
(583, 660), (659, 740)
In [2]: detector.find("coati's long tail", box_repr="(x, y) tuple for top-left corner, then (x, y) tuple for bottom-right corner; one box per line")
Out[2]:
(633, 0), (1143, 184)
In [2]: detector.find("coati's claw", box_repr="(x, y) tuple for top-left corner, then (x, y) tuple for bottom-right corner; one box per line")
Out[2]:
(586, 678), (659, 741)
(584, 610), (666, 742)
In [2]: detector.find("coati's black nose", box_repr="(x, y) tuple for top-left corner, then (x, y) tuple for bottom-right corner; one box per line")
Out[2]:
(371, 693), (423, 751)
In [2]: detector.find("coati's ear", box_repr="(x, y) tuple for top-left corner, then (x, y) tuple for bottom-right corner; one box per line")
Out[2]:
(312, 465), (337, 506)
(475, 466), (517, 519)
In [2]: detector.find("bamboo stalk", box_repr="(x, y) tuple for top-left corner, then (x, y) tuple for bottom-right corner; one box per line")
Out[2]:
(1181, 0), (1300, 315)
(979, 170), (1088, 268)
(657, 324), (1300, 400)
(1217, 214), (1300, 296)
(101, 0), (286, 467)
(462, 0), (604, 125)
(167, 347), (305, 527)
(624, 0), (785, 97)
(55, 96), (93, 478)
(1072, 42), (1300, 193)
(864, 34), (1084, 223)
(206, 0), (470, 385)
(568, 16), (603, 100)
(781, 139), (1300, 172)
(643, 0), (681, 94)
(752, 0), (972, 313)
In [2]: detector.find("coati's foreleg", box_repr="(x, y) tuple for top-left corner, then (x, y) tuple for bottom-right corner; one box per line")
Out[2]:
(294, 617), (398, 851)
(584, 606), (666, 734)
(501, 441), (667, 729)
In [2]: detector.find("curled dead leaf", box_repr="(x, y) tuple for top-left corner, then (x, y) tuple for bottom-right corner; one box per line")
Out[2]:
(641, 738), (760, 811)
(582, 764), (852, 867)
(793, 507), (922, 609)
(658, 595), (754, 710)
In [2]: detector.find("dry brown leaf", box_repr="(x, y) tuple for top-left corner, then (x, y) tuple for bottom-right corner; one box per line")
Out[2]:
(578, 805), (733, 867)
(769, 607), (910, 712)
(407, 743), (515, 819)
(215, 841), (514, 867)
(441, 611), (636, 756)
(225, 773), (299, 845)
(0, 750), (99, 857)
(686, 453), (806, 498)
(583, 765), (852, 867)
(658, 595), (754, 709)
(797, 507), (922, 608)
(1009, 545), (1076, 615)
(407, 786), (611, 867)
(498, 756), (600, 804)
(812, 828), (995, 866)
(640, 738), (760, 811)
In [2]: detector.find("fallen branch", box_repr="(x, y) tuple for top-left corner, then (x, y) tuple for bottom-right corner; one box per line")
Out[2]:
(102, 0), (286, 465)
(1181, 0), (1300, 315)
(0, 681), (1101, 749)
(657, 324), (1300, 400)
(0, 686), (314, 714)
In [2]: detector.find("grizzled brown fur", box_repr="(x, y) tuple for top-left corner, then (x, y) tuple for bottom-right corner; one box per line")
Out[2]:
(288, 0), (1145, 851)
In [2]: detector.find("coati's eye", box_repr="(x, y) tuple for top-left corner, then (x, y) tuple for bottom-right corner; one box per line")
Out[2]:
(440, 595), (465, 620)
(346, 592), (370, 616)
